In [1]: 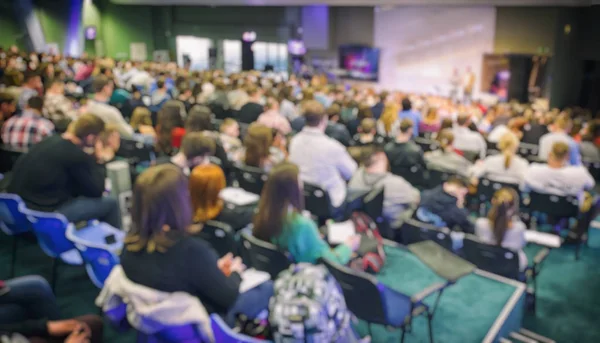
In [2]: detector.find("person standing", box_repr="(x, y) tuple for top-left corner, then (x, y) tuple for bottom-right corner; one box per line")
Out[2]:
(463, 66), (476, 104)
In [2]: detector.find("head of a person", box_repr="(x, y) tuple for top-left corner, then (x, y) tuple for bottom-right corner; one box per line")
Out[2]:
(437, 128), (455, 151)
(488, 188), (519, 246)
(98, 123), (121, 152)
(548, 141), (569, 168)
(247, 86), (262, 101)
(244, 123), (273, 168)
(359, 118), (376, 135)
(378, 91), (389, 103)
(0, 92), (16, 118)
(357, 102), (374, 121)
(26, 96), (44, 114)
(442, 176), (469, 202)
(130, 107), (152, 130)
(425, 107), (439, 121)
(265, 96), (279, 112)
(327, 103), (341, 123)
(380, 103), (399, 135)
(189, 163), (226, 223)
(92, 76), (114, 98)
(186, 105), (213, 132)
(361, 145), (388, 173)
(440, 118), (453, 131)
(303, 100), (327, 130)
(456, 113), (470, 127)
(399, 118), (414, 137)
(552, 115), (572, 134)
(23, 71), (42, 89)
(253, 162), (304, 241)
(156, 77), (166, 91)
(220, 118), (240, 138)
(497, 132), (519, 169)
(71, 113), (106, 148)
(180, 132), (216, 167)
(401, 97), (412, 111)
(302, 88), (315, 101)
(47, 79), (65, 95)
(126, 164), (192, 253)
(583, 119), (600, 144)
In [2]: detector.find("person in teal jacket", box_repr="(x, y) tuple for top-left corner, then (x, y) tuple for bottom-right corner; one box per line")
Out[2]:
(253, 162), (361, 265)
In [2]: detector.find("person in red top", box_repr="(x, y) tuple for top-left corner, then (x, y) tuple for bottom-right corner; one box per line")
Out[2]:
(1, 96), (54, 149)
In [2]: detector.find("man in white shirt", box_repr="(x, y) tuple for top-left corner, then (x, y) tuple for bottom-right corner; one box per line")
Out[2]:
(289, 100), (357, 208)
(453, 113), (487, 159)
(538, 115), (581, 165)
(524, 141), (594, 197)
(87, 76), (134, 138)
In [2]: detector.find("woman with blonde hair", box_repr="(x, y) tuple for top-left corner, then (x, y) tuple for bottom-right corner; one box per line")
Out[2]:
(470, 132), (528, 184)
(475, 188), (527, 271)
(424, 129), (472, 176)
(129, 106), (156, 137)
(189, 164), (254, 231)
(377, 103), (400, 138)
(243, 123), (285, 172)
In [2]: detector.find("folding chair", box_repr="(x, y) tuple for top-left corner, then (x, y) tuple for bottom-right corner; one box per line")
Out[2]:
(193, 221), (237, 258)
(241, 233), (292, 279)
(462, 150), (480, 163)
(399, 219), (454, 252)
(426, 168), (457, 189)
(362, 187), (392, 239)
(462, 235), (549, 311)
(0, 144), (27, 173)
(517, 143), (539, 160)
(526, 191), (579, 233)
(302, 182), (335, 223)
(391, 165), (429, 190)
(116, 138), (156, 166)
(0, 194), (32, 277)
(582, 159), (600, 181)
(414, 137), (439, 153)
(233, 164), (268, 195)
(136, 324), (211, 343)
(322, 258), (447, 343)
(211, 314), (270, 343)
(475, 178), (520, 216)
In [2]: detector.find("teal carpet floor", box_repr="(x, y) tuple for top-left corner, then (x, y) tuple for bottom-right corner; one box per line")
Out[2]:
(1, 229), (600, 342)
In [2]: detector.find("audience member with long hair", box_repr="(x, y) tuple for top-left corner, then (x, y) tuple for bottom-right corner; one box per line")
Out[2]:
(155, 101), (184, 156)
(121, 164), (272, 326)
(475, 188), (527, 271)
(470, 132), (529, 184)
(253, 162), (361, 264)
(419, 107), (441, 134)
(189, 163), (254, 231)
(243, 122), (284, 172)
(425, 129), (472, 176)
(377, 102), (400, 138)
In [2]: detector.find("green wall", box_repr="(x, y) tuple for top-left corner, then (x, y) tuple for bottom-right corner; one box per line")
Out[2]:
(0, 4), (24, 50)
(100, 2), (154, 59)
(494, 7), (558, 55)
(35, 0), (70, 53)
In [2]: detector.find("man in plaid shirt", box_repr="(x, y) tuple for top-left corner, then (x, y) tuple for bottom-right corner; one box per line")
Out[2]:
(1, 96), (55, 149)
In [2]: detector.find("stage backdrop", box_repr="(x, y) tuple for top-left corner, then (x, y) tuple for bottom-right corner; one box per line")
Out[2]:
(374, 6), (496, 96)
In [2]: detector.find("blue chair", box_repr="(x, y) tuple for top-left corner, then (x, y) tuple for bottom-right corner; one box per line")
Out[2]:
(136, 323), (211, 343)
(0, 194), (32, 277)
(26, 210), (83, 289)
(322, 258), (447, 343)
(211, 314), (270, 343)
(66, 221), (124, 288)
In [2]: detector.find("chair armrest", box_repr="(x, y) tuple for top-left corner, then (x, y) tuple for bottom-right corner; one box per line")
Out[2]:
(533, 247), (550, 266)
(411, 282), (447, 303)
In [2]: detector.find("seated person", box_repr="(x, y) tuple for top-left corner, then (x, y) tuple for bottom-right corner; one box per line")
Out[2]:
(150, 77), (171, 107)
(425, 129), (472, 177)
(580, 119), (600, 162)
(237, 86), (264, 124)
(470, 132), (528, 185)
(475, 188), (527, 271)
(325, 103), (352, 147)
(352, 118), (382, 146)
(257, 96), (291, 135)
(189, 163), (254, 231)
(155, 101), (184, 156)
(129, 106), (156, 137)
(524, 141), (595, 197)
(0, 275), (103, 343)
(419, 107), (441, 134)
(1, 96), (55, 149)
(377, 103), (400, 138)
(120, 164), (273, 326)
(243, 123), (285, 173)
(219, 118), (243, 162)
(349, 146), (420, 228)
(44, 79), (79, 123)
(253, 162), (361, 264)
(538, 115), (581, 165)
(7, 114), (121, 228)
(384, 119), (426, 171)
(155, 132), (215, 175)
(419, 177), (475, 233)
(453, 113), (487, 159)
(96, 124), (121, 163)
(289, 101), (357, 209)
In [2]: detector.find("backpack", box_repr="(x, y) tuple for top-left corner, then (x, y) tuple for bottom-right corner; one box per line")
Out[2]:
(349, 212), (386, 274)
(269, 264), (354, 343)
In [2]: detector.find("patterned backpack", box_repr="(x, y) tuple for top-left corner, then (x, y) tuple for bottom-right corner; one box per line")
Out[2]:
(269, 264), (354, 343)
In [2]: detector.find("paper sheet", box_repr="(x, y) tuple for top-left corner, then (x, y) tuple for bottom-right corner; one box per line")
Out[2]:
(327, 220), (356, 245)
(239, 268), (271, 293)
(220, 187), (259, 206)
(525, 231), (561, 248)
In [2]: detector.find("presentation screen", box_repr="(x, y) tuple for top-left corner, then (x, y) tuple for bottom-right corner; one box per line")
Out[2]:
(338, 45), (380, 81)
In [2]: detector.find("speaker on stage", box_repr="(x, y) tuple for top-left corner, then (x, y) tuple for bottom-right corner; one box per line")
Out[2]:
(241, 40), (254, 71)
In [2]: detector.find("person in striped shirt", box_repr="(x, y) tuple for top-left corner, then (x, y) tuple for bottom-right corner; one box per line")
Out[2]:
(1, 96), (54, 150)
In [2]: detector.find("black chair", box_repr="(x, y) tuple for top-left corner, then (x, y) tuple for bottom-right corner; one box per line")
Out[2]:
(233, 164), (268, 195)
(475, 178), (520, 216)
(517, 143), (539, 160)
(462, 150), (480, 163)
(362, 187), (393, 239)
(582, 159), (600, 181)
(116, 139), (155, 165)
(193, 221), (237, 258)
(526, 191), (579, 224)
(426, 168), (457, 189)
(303, 182), (335, 223)
(462, 235), (549, 310)
(399, 219), (454, 252)
(322, 258), (446, 343)
(241, 232), (292, 279)
(0, 145), (27, 173)
(414, 137), (439, 153)
(391, 165), (429, 190)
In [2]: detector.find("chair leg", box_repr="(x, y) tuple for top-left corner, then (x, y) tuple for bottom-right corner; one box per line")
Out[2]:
(367, 323), (373, 338)
(427, 313), (434, 343)
(50, 258), (59, 293)
(9, 236), (18, 278)
(400, 328), (406, 343)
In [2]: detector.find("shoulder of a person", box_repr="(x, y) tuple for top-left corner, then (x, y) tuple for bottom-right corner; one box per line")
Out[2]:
(474, 217), (490, 229)
(511, 218), (527, 232)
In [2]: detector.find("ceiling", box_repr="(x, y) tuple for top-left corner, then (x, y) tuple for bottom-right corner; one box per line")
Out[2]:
(111, 0), (594, 6)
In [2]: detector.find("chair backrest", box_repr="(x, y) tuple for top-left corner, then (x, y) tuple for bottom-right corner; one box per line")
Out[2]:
(194, 220), (237, 258)
(426, 167), (456, 189)
(233, 164), (268, 195)
(136, 323), (209, 343)
(414, 137), (439, 152)
(321, 258), (391, 325)
(400, 218), (454, 251)
(26, 210), (74, 258)
(582, 159), (600, 181)
(241, 232), (291, 279)
(0, 193), (31, 235)
(302, 182), (334, 220)
(462, 236), (520, 280)
(77, 244), (120, 288)
(363, 187), (384, 222)
(210, 314), (269, 343)
(117, 139), (155, 165)
(476, 178), (520, 204)
(527, 191), (579, 219)
(462, 150), (480, 163)
(0, 144), (27, 173)
(517, 143), (539, 159)
(390, 165), (428, 189)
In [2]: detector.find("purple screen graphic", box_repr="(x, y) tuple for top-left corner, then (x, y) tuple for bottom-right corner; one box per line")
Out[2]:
(339, 45), (380, 81)
(85, 26), (96, 40)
